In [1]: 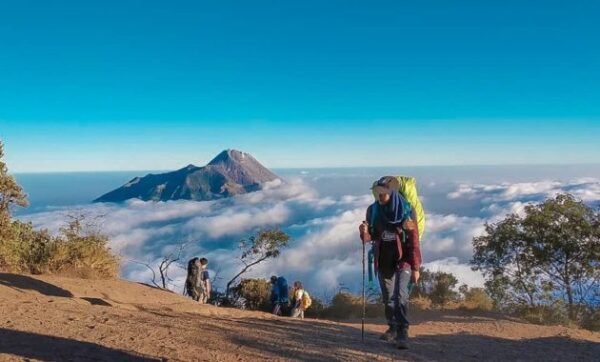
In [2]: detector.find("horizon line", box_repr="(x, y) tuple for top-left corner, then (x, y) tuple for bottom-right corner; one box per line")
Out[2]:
(12, 162), (600, 175)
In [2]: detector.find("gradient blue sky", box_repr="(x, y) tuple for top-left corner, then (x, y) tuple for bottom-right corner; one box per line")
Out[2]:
(1, 1), (599, 172)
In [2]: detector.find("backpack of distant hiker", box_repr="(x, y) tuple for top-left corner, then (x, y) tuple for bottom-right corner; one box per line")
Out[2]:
(184, 257), (200, 299)
(301, 290), (312, 310)
(277, 277), (289, 303)
(371, 176), (426, 239)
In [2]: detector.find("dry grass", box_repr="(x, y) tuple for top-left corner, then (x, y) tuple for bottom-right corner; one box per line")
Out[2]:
(0, 219), (118, 279)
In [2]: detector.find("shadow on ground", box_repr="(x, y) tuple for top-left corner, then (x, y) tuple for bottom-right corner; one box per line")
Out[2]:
(81, 297), (113, 307)
(0, 273), (73, 298)
(0, 328), (162, 361)
(226, 317), (600, 362)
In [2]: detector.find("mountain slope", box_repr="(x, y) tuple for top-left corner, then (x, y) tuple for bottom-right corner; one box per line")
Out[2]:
(0, 273), (598, 361)
(94, 150), (279, 203)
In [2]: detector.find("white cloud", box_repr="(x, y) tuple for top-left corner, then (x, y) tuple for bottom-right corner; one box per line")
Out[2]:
(422, 257), (485, 288)
(20, 177), (600, 298)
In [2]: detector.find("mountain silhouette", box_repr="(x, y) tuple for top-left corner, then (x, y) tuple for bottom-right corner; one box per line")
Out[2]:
(94, 150), (279, 202)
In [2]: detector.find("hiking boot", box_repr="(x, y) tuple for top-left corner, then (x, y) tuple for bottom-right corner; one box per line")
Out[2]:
(379, 326), (396, 341)
(396, 328), (409, 350)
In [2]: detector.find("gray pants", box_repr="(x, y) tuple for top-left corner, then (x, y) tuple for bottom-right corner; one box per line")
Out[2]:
(291, 307), (304, 319)
(378, 266), (411, 330)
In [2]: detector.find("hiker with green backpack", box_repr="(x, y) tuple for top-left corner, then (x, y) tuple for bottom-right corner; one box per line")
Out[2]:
(359, 176), (424, 350)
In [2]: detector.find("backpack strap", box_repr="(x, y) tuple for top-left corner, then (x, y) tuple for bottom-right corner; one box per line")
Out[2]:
(369, 202), (378, 235)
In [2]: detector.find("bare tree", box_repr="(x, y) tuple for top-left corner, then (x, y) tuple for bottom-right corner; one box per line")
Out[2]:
(128, 242), (187, 290)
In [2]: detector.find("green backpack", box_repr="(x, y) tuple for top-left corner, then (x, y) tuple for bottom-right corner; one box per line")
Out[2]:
(371, 176), (426, 239)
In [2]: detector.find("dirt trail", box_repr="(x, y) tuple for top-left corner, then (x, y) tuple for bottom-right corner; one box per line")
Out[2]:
(0, 273), (598, 361)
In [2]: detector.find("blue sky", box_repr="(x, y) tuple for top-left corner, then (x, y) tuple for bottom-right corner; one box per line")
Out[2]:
(1, 1), (599, 172)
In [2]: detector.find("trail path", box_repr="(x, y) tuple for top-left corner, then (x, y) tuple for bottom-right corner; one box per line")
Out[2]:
(1, 273), (598, 361)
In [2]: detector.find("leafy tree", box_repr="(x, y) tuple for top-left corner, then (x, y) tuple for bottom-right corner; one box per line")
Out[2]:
(416, 267), (459, 305)
(225, 229), (290, 297)
(0, 141), (28, 228)
(472, 193), (600, 320)
(429, 271), (459, 305)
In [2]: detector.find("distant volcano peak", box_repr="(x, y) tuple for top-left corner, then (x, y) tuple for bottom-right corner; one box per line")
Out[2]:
(94, 150), (279, 203)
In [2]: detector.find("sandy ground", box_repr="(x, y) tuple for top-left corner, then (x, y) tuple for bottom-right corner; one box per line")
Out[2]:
(0, 273), (598, 361)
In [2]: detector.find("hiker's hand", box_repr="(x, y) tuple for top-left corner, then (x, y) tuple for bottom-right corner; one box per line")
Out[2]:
(359, 221), (370, 242)
(403, 219), (416, 231)
(411, 270), (420, 284)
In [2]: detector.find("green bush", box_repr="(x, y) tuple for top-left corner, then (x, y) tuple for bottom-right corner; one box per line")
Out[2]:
(231, 278), (272, 311)
(319, 292), (383, 320)
(0, 218), (119, 279)
(459, 287), (494, 312)
(513, 304), (571, 326)
(304, 296), (325, 318)
(580, 308), (600, 332)
(0, 142), (118, 279)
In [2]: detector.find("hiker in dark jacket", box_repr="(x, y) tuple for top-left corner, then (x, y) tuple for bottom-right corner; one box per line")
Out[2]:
(270, 276), (281, 315)
(270, 275), (289, 315)
(185, 257), (201, 301)
(359, 177), (422, 349)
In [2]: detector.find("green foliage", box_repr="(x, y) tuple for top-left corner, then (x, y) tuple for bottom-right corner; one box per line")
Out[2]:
(226, 229), (290, 297)
(303, 296), (325, 318)
(413, 269), (493, 311)
(47, 216), (120, 278)
(580, 308), (600, 332)
(513, 304), (571, 326)
(239, 229), (290, 260)
(318, 292), (383, 319)
(0, 141), (28, 227)
(459, 287), (494, 312)
(416, 268), (460, 305)
(1, 217), (119, 278)
(0, 142), (118, 278)
(472, 193), (599, 325)
(231, 278), (272, 311)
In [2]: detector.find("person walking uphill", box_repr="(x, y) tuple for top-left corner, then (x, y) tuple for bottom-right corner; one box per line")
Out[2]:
(359, 177), (422, 350)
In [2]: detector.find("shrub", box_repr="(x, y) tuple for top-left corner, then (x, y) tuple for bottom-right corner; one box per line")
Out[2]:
(231, 278), (272, 311)
(580, 308), (600, 332)
(0, 141), (118, 279)
(319, 292), (383, 319)
(0, 218), (119, 279)
(46, 219), (119, 278)
(412, 295), (433, 311)
(460, 287), (494, 312)
(514, 304), (570, 326)
(304, 296), (325, 318)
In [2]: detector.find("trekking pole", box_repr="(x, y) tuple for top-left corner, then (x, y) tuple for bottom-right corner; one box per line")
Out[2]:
(361, 235), (366, 342)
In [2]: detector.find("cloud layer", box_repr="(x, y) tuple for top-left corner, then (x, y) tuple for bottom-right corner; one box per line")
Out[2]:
(23, 177), (600, 296)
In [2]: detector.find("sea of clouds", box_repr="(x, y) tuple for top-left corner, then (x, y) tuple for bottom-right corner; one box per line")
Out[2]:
(23, 176), (600, 297)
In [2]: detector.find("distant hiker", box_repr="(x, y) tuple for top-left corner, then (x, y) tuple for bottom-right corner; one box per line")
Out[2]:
(270, 275), (289, 316)
(185, 257), (201, 301)
(197, 258), (211, 304)
(184, 257), (211, 304)
(290, 281), (311, 319)
(359, 177), (422, 349)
